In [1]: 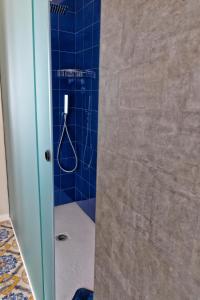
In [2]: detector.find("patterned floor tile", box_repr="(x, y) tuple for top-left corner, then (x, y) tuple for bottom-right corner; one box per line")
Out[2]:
(0, 220), (33, 300)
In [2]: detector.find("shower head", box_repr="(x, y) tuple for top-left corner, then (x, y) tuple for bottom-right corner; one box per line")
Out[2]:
(50, 0), (68, 15)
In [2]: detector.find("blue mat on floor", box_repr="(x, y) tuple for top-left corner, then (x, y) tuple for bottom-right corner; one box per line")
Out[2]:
(72, 288), (93, 300)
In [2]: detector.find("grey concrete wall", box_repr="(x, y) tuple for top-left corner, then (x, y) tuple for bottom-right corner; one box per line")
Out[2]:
(95, 1), (200, 299)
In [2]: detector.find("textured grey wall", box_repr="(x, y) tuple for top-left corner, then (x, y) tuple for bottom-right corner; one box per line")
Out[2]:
(95, 1), (200, 299)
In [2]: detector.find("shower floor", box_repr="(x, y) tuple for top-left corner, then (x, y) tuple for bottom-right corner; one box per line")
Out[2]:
(55, 203), (95, 300)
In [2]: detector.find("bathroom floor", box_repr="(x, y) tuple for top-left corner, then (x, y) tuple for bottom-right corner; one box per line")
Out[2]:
(0, 220), (33, 300)
(55, 203), (95, 300)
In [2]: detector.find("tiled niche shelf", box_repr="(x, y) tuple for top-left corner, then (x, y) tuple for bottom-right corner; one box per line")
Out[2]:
(57, 69), (96, 79)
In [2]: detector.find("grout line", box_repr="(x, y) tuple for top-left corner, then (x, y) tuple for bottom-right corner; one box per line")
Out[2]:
(51, 28), (75, 35)
(76, 186), (87, 200)
(52, 49), (75, 54)
(75, 43), (100, 54)
(76, 173), (96, 189)
(76, 0), (95, 14)
(75, 21), (100, 35)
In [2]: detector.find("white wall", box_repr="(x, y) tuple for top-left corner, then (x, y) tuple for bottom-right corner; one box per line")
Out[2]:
(0, 85), (9, 218)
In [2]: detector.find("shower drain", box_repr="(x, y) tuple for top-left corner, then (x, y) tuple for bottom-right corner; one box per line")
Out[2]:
(56, 233), (69, 241)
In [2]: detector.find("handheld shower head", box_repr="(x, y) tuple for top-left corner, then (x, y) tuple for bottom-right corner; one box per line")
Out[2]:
(64, 95), (69, 115)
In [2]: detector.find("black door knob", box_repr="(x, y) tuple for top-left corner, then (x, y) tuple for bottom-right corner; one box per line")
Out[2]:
(45, 150), (51, 162)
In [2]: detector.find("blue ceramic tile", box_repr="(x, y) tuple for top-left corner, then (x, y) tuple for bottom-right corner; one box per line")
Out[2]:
(53, 125), (61, 143)
(82, 127), (91, 146)
(61, 124), (76, 141)
(83, 48), (93, 68)
(54, 190), (60, 206)
(59, 31), (75, 52)
(53, 143), (59, 159)
(92, 22), (100, 46)
(60, 77), (76, 90)
(52, 90), (60, 108)
(76, 125), (83, 143)
(92, 68), (99, 90)
(90, 150), (97, 169)
(84, 2), (93, 28)
(85, 77), (93, 90)
(76, 52), (84, 69)
(69, 92), (76, 107)
(75, 188), (82, 201)
(82, 92), (90, 110)
(51, 14), (58, 30)
(60, 158), (77, 175)
(91, 91), (98, 111)
(66, 0), (76, 12)
(51, 30), (59, 50)
(91, 130), (98, 151)
(89, 184), (96, 199)
(76, 175), (84, 199)
(54, 159), (60, 175)
(59, 12), (75, 32)
(75, 78), (88, 91)
(60, 188), (75, 204)
(82, 145), (93, 166)
(60, 142), (73, 158)
(90, 168), (96, 187)
(52, 71), (59, 89)
(75, 0), (84, 12)
(74, 158), (82, 175)
(54, 175), (60, 188)
(83, 26), (93, 49)
(93, 0), (100, 23)
(60, 173), (74, 189)
(76, 9), (84, 31)
(81, 179), (90, 199)
(68, 125), (76, 140)
(59, 92), (65, 112)
(52, 51), (59, 70)
(60, 139), (74, 164)
(59, 51), (75, 69)
(81, 161), (90, 182)
(68, 107), (76, 125)
(75, 142), (83, 161)
(84, 0), (93, 7)
(53, 107), (60, 125)
(91, 111), (98, 131)
(76, 31), (84, 52)
(92, 46), (99, 68)
(82, 109), (90, 128)
(81, 96), (88, 111)
(74, 91), (84, 109)
(75, 175), (83, 190)
(75, 109), (83, 128)
(65, 188), (75, 201)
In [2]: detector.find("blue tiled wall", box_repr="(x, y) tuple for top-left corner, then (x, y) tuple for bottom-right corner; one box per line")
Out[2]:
(51, 0), (76, 206)
(51, 0), (100, 215)
(74, 0), (100, 204)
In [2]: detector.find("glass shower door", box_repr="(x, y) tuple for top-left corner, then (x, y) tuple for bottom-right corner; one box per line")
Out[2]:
(0, 1), (54, 299)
